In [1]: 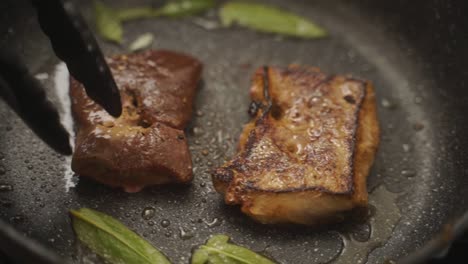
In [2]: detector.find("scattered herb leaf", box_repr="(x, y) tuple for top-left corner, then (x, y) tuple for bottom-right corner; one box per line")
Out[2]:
(70, 208), (171, 264)
(220, 2), (327, 39)
(129, 33), (154, 51)
(155, 0), (216, 18)
(94, 0), (216, 42)
(191, 234), (275, 264)
(117, 8), (156, 21)
(94, 0), (123, 43)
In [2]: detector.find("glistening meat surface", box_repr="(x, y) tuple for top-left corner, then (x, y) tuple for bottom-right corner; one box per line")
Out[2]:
(213, 66), (380, 225)
(70, 50), (202, 192)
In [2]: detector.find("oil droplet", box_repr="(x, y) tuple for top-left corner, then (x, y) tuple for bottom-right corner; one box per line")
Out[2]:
(9, 215), (24, 224)
(0, 198), (12, 208)
(0, 184), (13, 192)
(200, 182), (206, 187)
(27, 165), (33, 170)
(350, 223), (371, 242)
(148, 220), (155, 226)
(334, 185), (401, 264)
(179, 227), (194, 240)
(381, 99), (395, 109)
(164, 230), (173, 237)
(402, 144), (411, 152)
(196, 110), (204, 117)
(161, 219), (171, 228)
(401, 169), (416, 178)
(141, 207), (156, 220)
(193, 126), (204, 135)
(204, 218), (221, 228)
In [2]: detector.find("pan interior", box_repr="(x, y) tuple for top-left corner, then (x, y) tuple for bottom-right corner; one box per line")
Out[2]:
(0, 0), (465, 263)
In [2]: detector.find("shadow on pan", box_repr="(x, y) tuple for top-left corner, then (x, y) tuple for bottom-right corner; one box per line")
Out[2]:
(0, 0), (467, 263)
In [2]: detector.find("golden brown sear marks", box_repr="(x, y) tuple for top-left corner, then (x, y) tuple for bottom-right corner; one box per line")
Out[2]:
(70, 50), (202, 192)
(213, 65), (380, 225)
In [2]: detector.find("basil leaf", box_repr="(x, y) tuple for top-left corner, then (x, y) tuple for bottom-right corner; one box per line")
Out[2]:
(220, 2), (327, 39)
(70, 208), (171, 264)
(94, 0), (123, 43)
(191, 234), (275, 264)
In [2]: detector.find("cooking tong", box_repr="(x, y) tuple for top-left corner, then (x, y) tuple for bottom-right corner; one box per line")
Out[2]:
(0, 0), (121, 155)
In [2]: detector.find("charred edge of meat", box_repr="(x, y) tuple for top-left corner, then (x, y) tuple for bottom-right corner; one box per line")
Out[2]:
(344, 79), (368, 195)
(261, 66), (272, 115)
(248, 101), (261, 117)
(215, 72), (370, 196)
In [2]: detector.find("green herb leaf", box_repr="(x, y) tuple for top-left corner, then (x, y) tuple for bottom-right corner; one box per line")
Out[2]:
(116, 0), (216, 20)
(220, 2), (327, 39)
(94, 0), (215, 42)
(129, 33), (154, 51)
(94, 1), (123, 43)
(191, 234), (275, 264)
(70, 208), (171, 264)
(156, 0), (216, 17)
(117, 7), (156, 21)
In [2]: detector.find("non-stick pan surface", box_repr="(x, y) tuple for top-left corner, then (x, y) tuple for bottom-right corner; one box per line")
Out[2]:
(0, 0), (467, 263)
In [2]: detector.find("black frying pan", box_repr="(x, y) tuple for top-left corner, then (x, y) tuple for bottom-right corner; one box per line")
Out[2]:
(0, 0), (467, 263)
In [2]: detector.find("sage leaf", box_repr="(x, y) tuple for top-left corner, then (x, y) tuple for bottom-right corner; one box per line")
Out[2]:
(94, 0), (123, 43)
(70, 208), (171, 264)
(94, 0), (216, 42)
(117, 8), (156, 21)
(129, 33), (154, 51)
(220, 2), (327, 39)
(155, 0), (216, 17)
(191, 234), (275, 264)
(116, 0), (216, 20)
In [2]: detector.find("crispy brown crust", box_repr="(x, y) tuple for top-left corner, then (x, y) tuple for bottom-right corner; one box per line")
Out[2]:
(71, 50), (202, 190)
(212, 65), (379, 224)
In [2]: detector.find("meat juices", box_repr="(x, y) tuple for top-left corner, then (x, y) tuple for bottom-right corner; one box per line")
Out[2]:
(213, 66), (380, 225)
(70, 50), (202, 192)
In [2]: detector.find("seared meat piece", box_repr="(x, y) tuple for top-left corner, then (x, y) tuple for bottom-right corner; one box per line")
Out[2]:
(71, 50), (202, 192)
(213, 66), (379, 225)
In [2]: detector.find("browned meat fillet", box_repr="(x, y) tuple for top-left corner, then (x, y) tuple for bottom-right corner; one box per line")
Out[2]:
(70, 50), (202, 192)
(213, 65), (380, 225)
